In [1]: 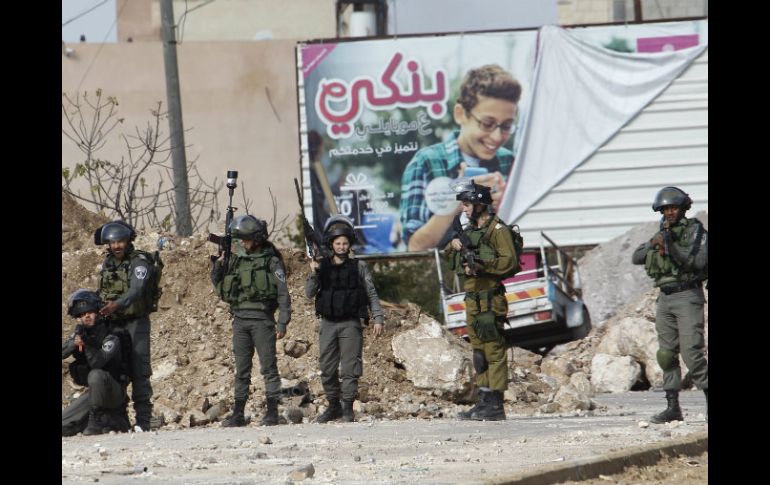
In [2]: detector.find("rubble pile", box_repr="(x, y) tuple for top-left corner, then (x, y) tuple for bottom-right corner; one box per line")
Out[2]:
(61, 191), (708, 428)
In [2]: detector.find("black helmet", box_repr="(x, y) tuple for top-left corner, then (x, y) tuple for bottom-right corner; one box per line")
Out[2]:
(453, 179), (492, 205)
(652, 186), (692, 212)
(95, 221), (136, 245)
(323, 214), (356, 247)
(67, 289), (102, 317)
(229, 215), (267, 241)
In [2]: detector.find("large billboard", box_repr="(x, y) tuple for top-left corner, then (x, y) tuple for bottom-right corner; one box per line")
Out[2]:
(297, 31), (538, 255)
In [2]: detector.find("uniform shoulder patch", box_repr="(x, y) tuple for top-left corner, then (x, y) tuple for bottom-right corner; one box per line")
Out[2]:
(274, 268), (286, 283)
(495, 223), (503, 230)
(134, 265), (148, 280)
(102, 339), (116, 353)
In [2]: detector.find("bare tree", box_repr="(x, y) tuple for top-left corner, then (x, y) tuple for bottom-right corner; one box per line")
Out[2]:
(62, 90), (221, 234)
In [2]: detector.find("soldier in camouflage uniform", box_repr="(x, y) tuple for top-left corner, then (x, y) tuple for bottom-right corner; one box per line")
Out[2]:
(211, 215), (291, 427)
(632, 187), (708, 423)
(96, 221), (157, 431)
(62, 289), (132, 436)
(445, 180), (517, 421)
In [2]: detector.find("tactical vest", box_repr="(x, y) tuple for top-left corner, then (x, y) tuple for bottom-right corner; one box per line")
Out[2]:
(99, 248), (160, 318)
(454, 216), (521, 279)
(218, 248), (279, 310)
(644, 217), (707, 287)
(315, 258), (368, 321)
(69, 322), (132, 386)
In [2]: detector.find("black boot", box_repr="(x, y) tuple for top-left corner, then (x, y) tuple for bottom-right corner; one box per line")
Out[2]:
(341, 400), (355, 423)
(134, 401), (153, 431)
(83, 408), (111, 436)
(704, 389), (708, 423)
(650, 390), (684, 423)
(471, 390), (506, 421)
(316, 399), (343, 423)
(260, 397), (279, 426)
(458, 390), (490, 420)
(222, 398), (247, 427)
(108, 406), (131, 433)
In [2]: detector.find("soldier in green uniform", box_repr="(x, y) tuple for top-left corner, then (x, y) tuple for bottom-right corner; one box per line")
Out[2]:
(211, 215), (291, 427)
(632, 187), (708, 423)
(96, 221), (158, 431)
(444, 180), (517, 421)
(62, 289), (132, 436)
(305, 215), (385, 423)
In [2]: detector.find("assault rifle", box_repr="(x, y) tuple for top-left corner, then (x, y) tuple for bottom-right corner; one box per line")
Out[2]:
(451, 215), (478, 276)
(293, 177), (325, 260)
(208, 170), (239, 270)
(74, 323), (85, 352)
(659, 220), (672, 257)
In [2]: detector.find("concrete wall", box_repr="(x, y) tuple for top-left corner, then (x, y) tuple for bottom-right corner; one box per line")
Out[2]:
(62, 40), (303, 234)
(117, 0), (336, 42)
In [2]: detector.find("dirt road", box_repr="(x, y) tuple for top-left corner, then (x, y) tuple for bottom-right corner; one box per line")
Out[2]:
(61, 390), (707, 484)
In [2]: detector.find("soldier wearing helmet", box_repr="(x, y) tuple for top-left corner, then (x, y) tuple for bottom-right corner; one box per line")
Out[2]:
(95, 220), (158, 431)
(211, 214), (291, 427)
(62, 289), (132, 436)
(632, 187), (708, 423)
(305, 215), (385, 423)
(444, 179), (518, 421)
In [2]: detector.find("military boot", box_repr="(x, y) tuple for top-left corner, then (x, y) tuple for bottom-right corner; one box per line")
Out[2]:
(260, 397), (279, 426)
(222, 399), (247, 427)
(471, 390), (506, 421)
(458, 390), (490, 420)
(650, 390), (684, 424)
(341, 400), (355, 423)
(109, 406), (131, 433)
(134, 401), (153, 432)
(315, 399), (343, 423)
(83, 408), (111, 436)
(703, 389), (708, 423)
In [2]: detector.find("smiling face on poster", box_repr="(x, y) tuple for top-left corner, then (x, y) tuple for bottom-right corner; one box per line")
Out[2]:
(298, 32), (538, 255)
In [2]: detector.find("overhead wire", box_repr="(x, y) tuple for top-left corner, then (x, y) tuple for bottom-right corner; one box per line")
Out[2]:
(75, 0), (129, 94)
(62, 0), (109, 27)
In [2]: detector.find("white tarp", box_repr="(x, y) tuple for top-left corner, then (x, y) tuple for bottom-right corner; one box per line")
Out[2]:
(498, 25), (708, 224)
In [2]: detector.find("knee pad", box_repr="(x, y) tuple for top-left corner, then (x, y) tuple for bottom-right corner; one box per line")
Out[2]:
(656, 349), (677, 371)
(473, 349), (488, 374)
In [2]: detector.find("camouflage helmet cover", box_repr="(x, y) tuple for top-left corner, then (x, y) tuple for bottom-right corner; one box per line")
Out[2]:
(229, 214), (267, 241)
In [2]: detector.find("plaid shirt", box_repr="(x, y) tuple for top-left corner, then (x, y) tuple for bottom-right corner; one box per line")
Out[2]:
(399, 130), (514, 244)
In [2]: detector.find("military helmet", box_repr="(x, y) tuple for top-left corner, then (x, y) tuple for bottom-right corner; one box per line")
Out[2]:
(652, 186), (692, 212)
(453, 179), (492, 205)
(96, 221), (136, 245)
(323, 214), (356, 247)
(229, 215), (267, 241)
(67, 289), (103, 317)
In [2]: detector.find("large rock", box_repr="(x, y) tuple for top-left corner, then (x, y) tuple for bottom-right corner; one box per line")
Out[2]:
(596, 316), (662, 388)
(540, 356), (578, 385)
(578, 210), (708, 327)
(590, 353), (641, 393)
(391, 315), (474, 400)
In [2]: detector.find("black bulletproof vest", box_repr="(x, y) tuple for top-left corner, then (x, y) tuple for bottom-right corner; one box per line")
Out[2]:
(69, 321), (132, 386)
(315, 258), (369, 320)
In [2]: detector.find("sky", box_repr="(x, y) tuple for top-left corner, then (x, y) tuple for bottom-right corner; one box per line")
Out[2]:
(62, 0), (118, 43)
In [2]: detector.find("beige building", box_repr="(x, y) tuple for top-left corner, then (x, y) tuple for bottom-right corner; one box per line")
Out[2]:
(62, 0), (706, 237)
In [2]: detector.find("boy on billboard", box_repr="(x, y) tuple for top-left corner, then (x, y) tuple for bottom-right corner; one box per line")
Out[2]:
(400, 65), (522, 251)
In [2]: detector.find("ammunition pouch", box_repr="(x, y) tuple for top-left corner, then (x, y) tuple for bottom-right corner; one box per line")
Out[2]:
(471, 310), (500, 343)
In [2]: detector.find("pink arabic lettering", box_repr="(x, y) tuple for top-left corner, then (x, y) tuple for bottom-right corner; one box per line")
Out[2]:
(315, 52), (447, 139)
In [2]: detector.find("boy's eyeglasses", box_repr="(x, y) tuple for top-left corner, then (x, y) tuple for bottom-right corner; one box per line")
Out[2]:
(468, 111), (517, 134)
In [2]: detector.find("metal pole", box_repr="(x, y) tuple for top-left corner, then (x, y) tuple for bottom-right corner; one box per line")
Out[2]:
(160, 0), (193, 236)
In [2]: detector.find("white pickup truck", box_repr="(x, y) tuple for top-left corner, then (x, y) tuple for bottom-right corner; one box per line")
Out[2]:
(438, 232), (591, 356)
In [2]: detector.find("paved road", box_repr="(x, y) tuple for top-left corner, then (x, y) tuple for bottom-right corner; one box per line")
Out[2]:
(61, 390), (707, 484)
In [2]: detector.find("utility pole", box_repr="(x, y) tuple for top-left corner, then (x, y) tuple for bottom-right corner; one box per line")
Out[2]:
(160, 0), (193, 236)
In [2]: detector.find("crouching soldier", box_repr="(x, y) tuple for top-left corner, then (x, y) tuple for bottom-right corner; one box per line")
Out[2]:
(305, 215), (385, 423)
(62, 289), (132, 436)
(211, 215), (291, 427)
